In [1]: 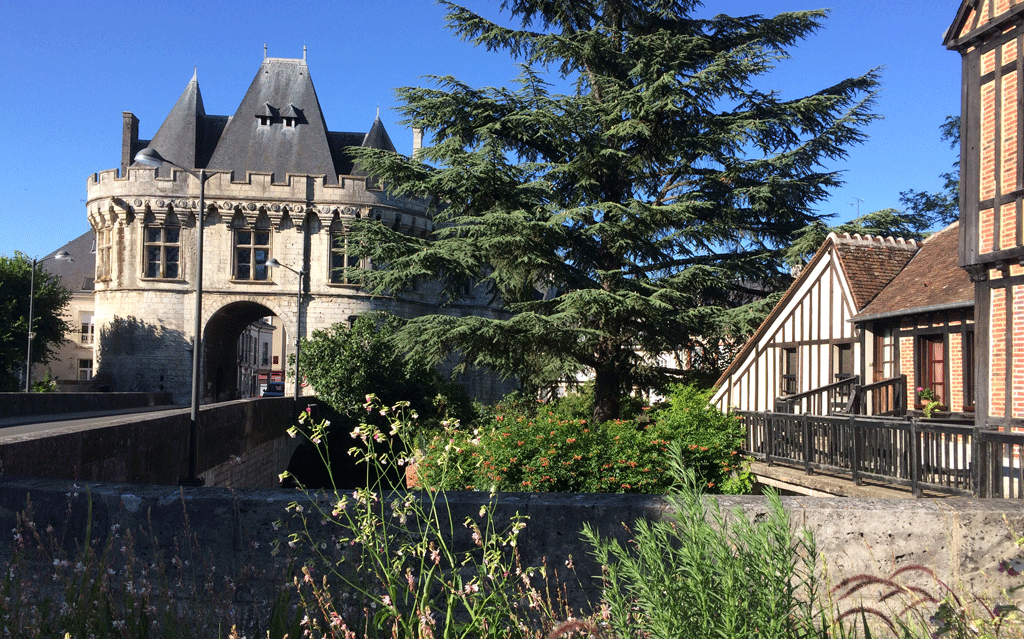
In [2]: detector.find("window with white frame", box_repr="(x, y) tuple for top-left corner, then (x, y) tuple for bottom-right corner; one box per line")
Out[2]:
(79, 313), (95, 345)
(144, 223), (180, 278)
(78, 359), (93, 381)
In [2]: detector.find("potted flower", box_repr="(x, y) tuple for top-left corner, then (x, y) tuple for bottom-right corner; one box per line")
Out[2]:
(917, 386), (944, 418)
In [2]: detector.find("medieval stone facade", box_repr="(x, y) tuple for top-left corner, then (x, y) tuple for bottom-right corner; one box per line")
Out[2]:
(86, 56), (510, 404)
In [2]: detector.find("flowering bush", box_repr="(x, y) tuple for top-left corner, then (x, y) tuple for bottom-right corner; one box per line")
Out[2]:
(417, 385), (751, 494)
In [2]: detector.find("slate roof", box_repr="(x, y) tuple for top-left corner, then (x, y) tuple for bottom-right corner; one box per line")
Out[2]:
(855, 222), (973, 320)
(41, 230), (96, 293)
(831, 233), (921, 310)
(132, 58), (396, 184)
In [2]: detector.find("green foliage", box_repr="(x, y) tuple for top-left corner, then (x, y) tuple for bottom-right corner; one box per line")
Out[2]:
(418, 385), (751, 495)
(347, 0), (879, 422)
(584, 472), (827, 639)
(784, 207), (936, 268)
(280, 398), (558, 639)
(899, 115), (961, 230)
(0, 253), (72, 391)
(30, 371), (58, 393)
(298, 311), (473, 426)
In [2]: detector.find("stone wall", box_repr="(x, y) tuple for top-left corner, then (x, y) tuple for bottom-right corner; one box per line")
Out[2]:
(0, 391), (172, 419)
(1, 476), (1023, 632)
(0, 397), (300, 487)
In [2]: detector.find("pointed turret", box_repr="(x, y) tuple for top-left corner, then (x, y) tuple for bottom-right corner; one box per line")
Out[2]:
(135, 69), (207, 173)
(350, 112), (397, 179)
(361, 110), (397, 153)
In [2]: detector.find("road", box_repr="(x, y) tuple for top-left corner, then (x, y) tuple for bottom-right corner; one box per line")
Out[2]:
(0, 405), (189, 440)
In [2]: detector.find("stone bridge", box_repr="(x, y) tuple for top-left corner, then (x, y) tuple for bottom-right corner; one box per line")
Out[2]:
(0, 393), (304, 488)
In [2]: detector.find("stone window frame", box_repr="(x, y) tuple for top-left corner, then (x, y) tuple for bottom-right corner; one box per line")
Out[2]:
(96, 227), (112, 280)
(142, 222), (181, 279)
(328, 220), (366, 286)
(232, 219), (271, 282)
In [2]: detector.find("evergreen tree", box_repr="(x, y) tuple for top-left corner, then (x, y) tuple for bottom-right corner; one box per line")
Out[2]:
(0, 253), (72, 391)
(349, 0), (879, 422)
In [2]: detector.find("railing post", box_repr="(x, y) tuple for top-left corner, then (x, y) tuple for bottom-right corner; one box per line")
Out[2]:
(765, 411), (774, 467)
(896, 375), (907, 417)
(971, 426), (985, 498)
(803, 414), (813, 475)
(909, 417), (921, 497)
(850, 415), (862, 485)
(991, 435), (1004, 499)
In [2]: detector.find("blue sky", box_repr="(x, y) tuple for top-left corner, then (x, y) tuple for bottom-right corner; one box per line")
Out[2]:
(0, 0), (962, 260)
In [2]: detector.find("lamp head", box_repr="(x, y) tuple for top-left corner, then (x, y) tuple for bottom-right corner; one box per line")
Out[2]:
(266, 258), (282, 268)
(134, 148), (168, 167)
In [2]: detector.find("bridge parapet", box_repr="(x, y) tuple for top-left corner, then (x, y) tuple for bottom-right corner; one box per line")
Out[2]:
(0, 397), (304, 488)
(0, 392), (172, 420)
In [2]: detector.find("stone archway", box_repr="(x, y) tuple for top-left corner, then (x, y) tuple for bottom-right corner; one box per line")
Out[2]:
(202, 300), (282, 402)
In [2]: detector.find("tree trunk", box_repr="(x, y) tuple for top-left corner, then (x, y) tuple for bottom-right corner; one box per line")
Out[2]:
(592, 365), (621, 423)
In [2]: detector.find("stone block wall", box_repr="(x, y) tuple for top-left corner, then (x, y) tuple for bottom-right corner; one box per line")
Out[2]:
(1, 476), (1024, 633)
(0, 391), (172, 419)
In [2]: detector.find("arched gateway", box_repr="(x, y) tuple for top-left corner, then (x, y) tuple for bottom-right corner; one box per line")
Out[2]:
(87, 55), (512, 405)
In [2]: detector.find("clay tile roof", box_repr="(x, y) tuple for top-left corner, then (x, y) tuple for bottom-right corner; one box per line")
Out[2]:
(855, 222), (973, 319)
(830, 232), (922, 310)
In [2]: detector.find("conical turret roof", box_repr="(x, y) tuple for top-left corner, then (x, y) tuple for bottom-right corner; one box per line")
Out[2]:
(207, 57), (338, 183)
(137, 69), (207, 173)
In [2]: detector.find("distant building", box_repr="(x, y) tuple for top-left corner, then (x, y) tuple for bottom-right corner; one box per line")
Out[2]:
(33, 230), (98, 391)
(86, 54), (511, 404)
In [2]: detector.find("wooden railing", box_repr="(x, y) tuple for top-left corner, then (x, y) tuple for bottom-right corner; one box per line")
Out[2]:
(774, 376), (860, 415)
(737, 410), (1024, 498)
(847, 375), (907, 416)
(775, 375), (907, 417)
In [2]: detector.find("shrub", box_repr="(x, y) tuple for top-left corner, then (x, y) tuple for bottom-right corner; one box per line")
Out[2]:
(417, 385), (751, 494)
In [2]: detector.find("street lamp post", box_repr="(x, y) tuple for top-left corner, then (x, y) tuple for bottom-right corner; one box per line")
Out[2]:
(25, 251), (72, 392)
(266, 258), (305, 403)
(134, 147), (212, 486)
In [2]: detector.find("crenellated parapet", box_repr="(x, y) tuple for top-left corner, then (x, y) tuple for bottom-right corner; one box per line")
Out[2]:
(87, 166), (432, 236)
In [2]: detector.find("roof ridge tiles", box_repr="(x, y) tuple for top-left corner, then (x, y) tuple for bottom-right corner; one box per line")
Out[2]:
(826, 231), (920, 248)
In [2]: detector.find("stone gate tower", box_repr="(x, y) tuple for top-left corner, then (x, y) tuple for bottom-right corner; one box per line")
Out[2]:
(86, 55), (509, 404)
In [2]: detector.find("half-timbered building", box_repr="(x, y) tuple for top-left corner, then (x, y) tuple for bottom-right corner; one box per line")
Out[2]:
(946, 0), (1024, 432)
(711, 232), (920, 413)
